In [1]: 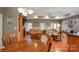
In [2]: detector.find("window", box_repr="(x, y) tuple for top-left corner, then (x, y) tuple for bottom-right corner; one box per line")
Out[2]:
(57, 23), (60, 30)
(50, 23), (57, 29)
(40, 23), (46, 31)
(54, 23), (57, 29)
(25, 22), (32, 31)
(28, 23), (32, 30)
(57, 24), (60, 27)
(51, 23), (60, 29)
(50, 23), (54, 29)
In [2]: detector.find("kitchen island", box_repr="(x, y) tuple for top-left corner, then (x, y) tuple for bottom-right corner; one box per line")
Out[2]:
(65, 32), (79, 52)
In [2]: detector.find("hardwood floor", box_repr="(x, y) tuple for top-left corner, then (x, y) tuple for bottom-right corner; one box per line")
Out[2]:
(1, 33), (79, 52)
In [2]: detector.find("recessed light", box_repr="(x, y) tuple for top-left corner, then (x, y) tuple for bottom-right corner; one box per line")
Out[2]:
(55, 16), (60, 19)
(33, 15), (38, 18)
(28, 10), (34, 14)
(44, 16), (49, 19)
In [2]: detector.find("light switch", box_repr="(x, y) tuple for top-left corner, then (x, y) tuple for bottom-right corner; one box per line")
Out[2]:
(14, 27), (17, 30)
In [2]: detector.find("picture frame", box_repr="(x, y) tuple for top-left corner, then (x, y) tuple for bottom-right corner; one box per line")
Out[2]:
(65, 21), (67, 24)
(34, 22), (38, 26)
(68, 21), (73, 28)
(7, 16), (13, 24)
(74, 20), (77, 24)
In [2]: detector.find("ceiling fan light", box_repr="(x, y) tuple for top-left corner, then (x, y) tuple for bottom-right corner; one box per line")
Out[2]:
(28, 10), (34, 14)
(17, 8), (25, 13)
(23, 12), (27, 16)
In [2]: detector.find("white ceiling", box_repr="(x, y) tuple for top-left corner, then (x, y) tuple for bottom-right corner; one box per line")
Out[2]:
(23, 7), (79, 19)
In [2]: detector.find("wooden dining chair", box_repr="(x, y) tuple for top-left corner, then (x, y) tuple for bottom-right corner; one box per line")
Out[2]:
(31, 34), (42, 40)
(11, 34), (17, 44)
(47, 43), (52, 52)
(47, 35), (53, 52)
(2, 34), (11, 47)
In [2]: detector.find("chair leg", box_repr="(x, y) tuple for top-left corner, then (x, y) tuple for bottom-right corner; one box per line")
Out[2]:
(48, 43), (52, 52)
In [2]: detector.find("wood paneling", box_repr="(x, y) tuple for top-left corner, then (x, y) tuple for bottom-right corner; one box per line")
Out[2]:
(67, 34), (79, 52)
(18, 16), (24, 41)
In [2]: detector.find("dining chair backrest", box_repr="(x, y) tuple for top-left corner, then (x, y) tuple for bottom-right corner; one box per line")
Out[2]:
(41, 34), (48, 45)
(2, 34), (11, 47)
(31, 34), (42, 40)
(61, 33), (68, 45)
(11, 34), (17, 44)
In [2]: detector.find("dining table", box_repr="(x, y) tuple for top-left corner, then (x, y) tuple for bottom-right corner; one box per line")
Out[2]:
(51, 33), (61, 41)
(1, 39), (48, 52)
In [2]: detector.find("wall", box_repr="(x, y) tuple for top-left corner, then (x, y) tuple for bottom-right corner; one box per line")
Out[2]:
(0, 8), (3, 36)
(0, 8), (3, 35)
(0, 8), (3, 48)
(3, 7), (18, 35)
(0, 8), (3, 13)
(61, 16), (79, 32)
(0, 7), (19, 48)
(25, 19), (60, 30)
